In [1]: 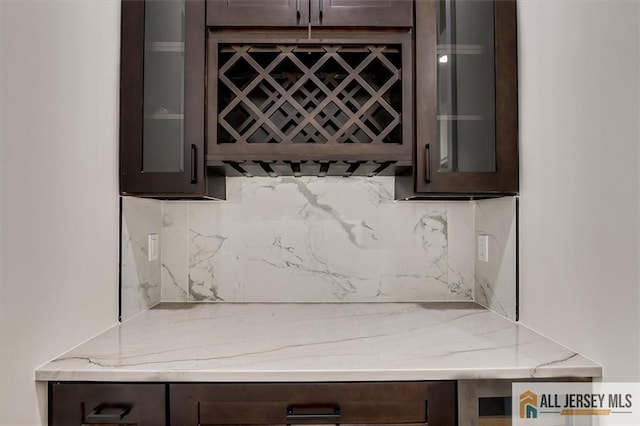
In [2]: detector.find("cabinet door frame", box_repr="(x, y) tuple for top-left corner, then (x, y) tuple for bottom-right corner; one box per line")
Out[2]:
(120, 0), (206, 196)
(413, 0), (518, 195)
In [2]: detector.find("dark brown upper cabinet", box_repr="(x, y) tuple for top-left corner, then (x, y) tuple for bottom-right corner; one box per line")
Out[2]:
(207, 0), (413, 28)
(120, 0), (224, 198)
(120, 0), (517, 195)
(396, 0), (518, 199)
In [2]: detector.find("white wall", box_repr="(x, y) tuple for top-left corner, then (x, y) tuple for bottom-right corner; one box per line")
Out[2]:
(0, 1), (121, 425)
(518, 0), (640, 380)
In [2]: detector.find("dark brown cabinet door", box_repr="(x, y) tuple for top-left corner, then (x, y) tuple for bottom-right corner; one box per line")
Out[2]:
(399, 0), (518, 198)
(311, 0), (413, 27)
(49, 383), (165, 426)
(207, 0), (307, 26)
(170, 381), (456, 426)
(120, 0), (207, 196)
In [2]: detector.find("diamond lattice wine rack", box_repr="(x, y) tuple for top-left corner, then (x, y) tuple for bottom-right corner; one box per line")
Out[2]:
(207, 31), (413, 177)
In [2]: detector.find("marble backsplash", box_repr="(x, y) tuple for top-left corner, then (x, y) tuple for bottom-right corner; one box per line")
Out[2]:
(162, 177), (475, 302)
(474, 197), (517, 320)
(121, 197), (162, 321)
(121, 178), (517, 319)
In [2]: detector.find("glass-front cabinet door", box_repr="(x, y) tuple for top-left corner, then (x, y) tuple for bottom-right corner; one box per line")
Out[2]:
(412, 0), (518, 196)
(120, 0), (206, 196)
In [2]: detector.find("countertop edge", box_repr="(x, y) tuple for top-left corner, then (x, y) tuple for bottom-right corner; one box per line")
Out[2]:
(36, 365), (603, 383)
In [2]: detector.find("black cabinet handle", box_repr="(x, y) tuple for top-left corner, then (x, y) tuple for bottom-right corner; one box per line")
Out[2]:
(190, 144), (198, 184)
(424, 143), (431, 183)
(296, 0), (301, 19)
(286, 404), (341, 421)
(319, 0), (323, 22)
(85, 404), (130, 423)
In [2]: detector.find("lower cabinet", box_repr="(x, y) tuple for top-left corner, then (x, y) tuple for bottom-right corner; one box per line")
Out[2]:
(171, 381), (456, 425)
(50, 381), (456, 426)
(48, 382), (165, 426)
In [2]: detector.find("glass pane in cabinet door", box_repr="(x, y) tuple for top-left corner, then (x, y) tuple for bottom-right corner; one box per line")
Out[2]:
(437, 0), (495, 172)
(143, 0), (185, 173)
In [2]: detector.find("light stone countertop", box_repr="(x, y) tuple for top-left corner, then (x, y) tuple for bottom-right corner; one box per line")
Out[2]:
(36, 302), (601, 382)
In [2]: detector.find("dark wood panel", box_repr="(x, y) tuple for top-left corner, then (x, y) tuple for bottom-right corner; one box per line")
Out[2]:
(207, 0), (306, 27)
(209, 160), (404, 178)
(49, 383), (165, 426)
(425, 381), (457, 426)
(411, 0), (437, 193)
(119, 0), (145, 194)
(170, 382), (456, 426)
(311, 0), (413, 27)
(199, 401), (425, 424)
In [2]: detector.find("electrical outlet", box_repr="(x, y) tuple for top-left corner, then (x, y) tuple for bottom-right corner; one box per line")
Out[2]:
(148, 234), (159, 261)
(477, 234), (489, 263)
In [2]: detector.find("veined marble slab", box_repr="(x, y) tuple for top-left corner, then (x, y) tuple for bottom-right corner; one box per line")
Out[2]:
(121, 197), (162, 321)
(36, 303), (600, 382)
(161, 177), (475, 303)
(475, 197), (518, 320)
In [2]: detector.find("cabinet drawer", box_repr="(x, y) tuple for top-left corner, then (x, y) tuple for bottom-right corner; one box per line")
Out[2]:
(170, 381), (456, 425)
(49, 383), (165, 426)
(198, 400), (423, 424)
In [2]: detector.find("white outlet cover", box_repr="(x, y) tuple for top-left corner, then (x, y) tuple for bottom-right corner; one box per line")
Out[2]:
(477, 234), (489, 263)
(148, 234), (159, 261)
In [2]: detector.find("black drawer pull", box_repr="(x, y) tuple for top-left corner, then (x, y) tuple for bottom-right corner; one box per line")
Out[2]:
(286, 404), (341, 421)
(85, 404), (131, 422)
(424, 143), (431, 183)
(190, 144), (198, 184)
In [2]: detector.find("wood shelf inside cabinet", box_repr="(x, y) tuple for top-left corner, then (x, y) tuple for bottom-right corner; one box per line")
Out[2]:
(145, 113), (184, 120)
(436, 44), (484, 55)
(145, 41), (185, 53)
(437, 114), (484, 121)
